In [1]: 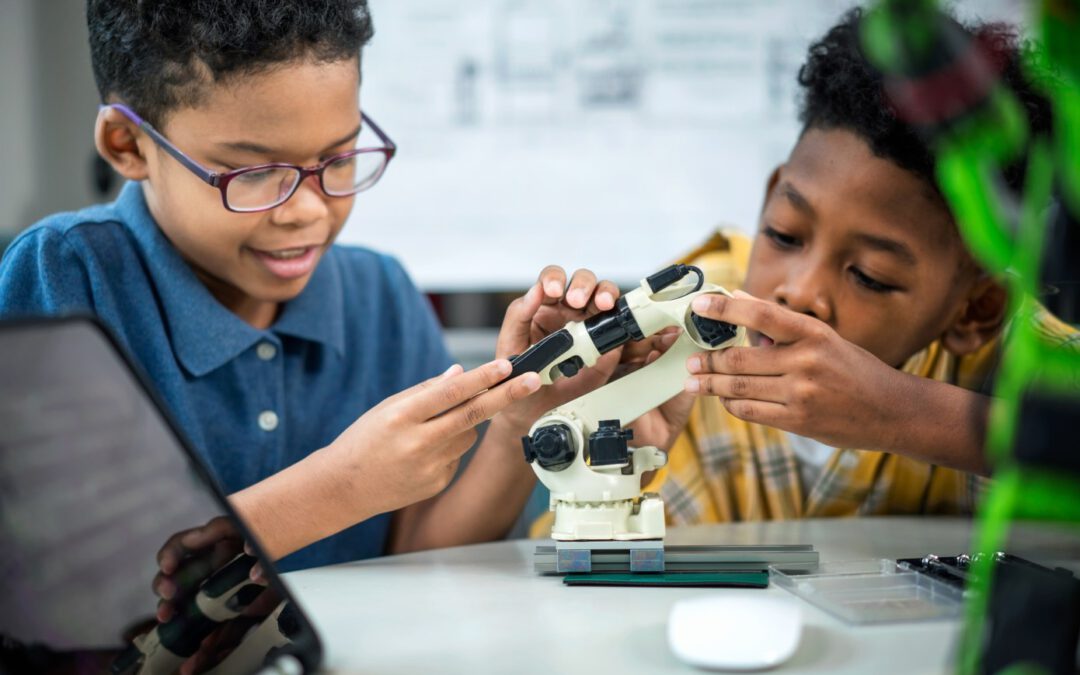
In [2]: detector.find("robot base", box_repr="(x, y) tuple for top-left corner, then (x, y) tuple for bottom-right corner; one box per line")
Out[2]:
(549, 494), (665, 542)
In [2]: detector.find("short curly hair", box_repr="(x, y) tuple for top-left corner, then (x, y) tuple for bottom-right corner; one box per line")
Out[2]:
(797, 7), (1052, 196)
(87, 0), (375, 127)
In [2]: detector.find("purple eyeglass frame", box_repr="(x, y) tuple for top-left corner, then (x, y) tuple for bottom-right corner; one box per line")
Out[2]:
(105, 102), (397, 213)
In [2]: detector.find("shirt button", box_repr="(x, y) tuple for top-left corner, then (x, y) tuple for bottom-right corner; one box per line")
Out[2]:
(258, 410), (279, 432)
(256, 342), (277, 361)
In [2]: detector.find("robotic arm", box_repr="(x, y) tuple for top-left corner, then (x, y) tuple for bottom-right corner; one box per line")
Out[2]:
(511, 265), (744, 542)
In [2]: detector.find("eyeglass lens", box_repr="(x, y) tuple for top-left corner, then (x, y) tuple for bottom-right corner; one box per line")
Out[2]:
(224, 152), (389, 211)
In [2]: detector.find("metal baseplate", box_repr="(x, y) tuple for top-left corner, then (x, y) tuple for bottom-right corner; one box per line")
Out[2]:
(535, 541), (819, 576)
(552, 539), (665, 573)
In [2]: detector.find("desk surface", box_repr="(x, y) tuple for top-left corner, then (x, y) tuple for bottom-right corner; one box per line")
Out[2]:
(285, 517), (1079, 674)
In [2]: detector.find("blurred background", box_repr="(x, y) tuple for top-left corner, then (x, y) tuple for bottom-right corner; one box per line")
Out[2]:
(0, 0), (1031, 536)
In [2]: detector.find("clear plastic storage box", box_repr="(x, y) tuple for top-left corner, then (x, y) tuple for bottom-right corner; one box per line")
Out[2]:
(769, 559), (966, 624)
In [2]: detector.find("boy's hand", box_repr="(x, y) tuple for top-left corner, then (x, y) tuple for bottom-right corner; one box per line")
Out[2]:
(148, 517), (278, 675)
(517, 266), (622, 343)
(152, 517), (258, 624)
(493, 267), (624, 434)
(329, 359), (542, 515)
(684, 290), (918, 451)
(617, 328), (698, 452)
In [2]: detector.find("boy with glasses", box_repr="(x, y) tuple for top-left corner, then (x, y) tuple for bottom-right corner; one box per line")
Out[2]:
(0, 0), (622, 578)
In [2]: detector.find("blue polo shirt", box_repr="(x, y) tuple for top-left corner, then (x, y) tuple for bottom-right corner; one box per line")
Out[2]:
(0, 181), (452, 571)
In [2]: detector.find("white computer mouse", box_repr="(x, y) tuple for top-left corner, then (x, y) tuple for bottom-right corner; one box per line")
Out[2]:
(667, 594), (802, 671)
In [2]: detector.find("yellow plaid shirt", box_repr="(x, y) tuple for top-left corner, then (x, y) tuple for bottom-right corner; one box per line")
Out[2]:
(530, 229), (1078, 535)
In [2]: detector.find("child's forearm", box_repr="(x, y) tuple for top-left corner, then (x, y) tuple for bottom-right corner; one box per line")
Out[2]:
(882, 373), (992, 476)
(234, 359), (539, 560)
(388, 417), (536, 553)
(229, 444), (380, 561)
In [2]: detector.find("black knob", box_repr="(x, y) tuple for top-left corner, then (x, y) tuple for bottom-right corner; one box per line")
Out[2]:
(588, 419), (633, 467)
(522, 424), (576, 472)
(691, 312), (738, 347)
(557, 356), (586, 378)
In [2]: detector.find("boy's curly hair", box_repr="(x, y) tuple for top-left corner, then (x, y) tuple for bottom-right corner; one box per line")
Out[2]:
(798, 7), (1052, 196)
(87, 0), (374, 127)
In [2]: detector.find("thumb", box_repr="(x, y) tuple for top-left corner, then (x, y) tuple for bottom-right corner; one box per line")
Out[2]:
(658, 390), (696, 446)
(496, 282), (543, 359)
(381, 363), (463, 408)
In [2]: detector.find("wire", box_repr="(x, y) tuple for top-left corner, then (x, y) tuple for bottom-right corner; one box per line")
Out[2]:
(686, 265), (705, 293)
(646, 264), (706, 295)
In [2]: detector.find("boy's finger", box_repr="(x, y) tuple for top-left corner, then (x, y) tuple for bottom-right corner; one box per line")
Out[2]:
(587, 279), (621, 313)
(690, 293), (807, 344)
(495, 283), (543, 359)
(448, 457), (462, 476)
(157, 598), (175, 624)
(688, 346), (789, 376)
(722, 398), (789, 428)
(660, 390), (697, 431)
(168, 551), (220, 600)
(383, 364), (463, 407)
(409, 359), (513, 420)
(684, 373), (784, 402)
(152, 571), (177, 600)
(157, 530), (192, 575)
(617, 343), (649, 365)
(565, 269), (598, 309)
(649, 328), (681, 353)
(178, 516), (237, 552)
(537, 265), (568, 302)
(429, 371), (542, 437)
(156, 517), (232, 574)
(548, 348), (621, 401)
(620, 327), (680, 363)
(249, 561), (266, 584)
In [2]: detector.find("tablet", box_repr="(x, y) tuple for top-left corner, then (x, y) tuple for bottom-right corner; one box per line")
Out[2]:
(0, 316), (323, 674)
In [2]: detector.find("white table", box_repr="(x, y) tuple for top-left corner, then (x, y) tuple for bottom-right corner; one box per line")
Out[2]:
(284, 517), (1080, 674)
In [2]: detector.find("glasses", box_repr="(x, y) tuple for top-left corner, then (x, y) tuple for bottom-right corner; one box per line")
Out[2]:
(106, 103), (396, 213)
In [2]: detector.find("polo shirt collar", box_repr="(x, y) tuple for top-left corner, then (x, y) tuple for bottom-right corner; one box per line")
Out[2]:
(272, 254), (345, 357)
(116, 182), (345, 377)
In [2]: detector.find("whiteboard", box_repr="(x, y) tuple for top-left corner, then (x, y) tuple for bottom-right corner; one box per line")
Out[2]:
(340, 0), (1027, 291)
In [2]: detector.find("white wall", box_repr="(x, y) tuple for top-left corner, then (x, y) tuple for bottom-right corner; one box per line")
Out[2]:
(0, 0), (102, 236)
(342, 0), (1029, 291)
(0, 0), (37, 235)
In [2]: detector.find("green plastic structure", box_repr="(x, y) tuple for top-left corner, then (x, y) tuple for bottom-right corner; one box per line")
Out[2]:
(861, 1), (1080, 673)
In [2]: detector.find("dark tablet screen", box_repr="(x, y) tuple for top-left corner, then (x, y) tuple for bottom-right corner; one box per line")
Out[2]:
(0, 318), (321, 674)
